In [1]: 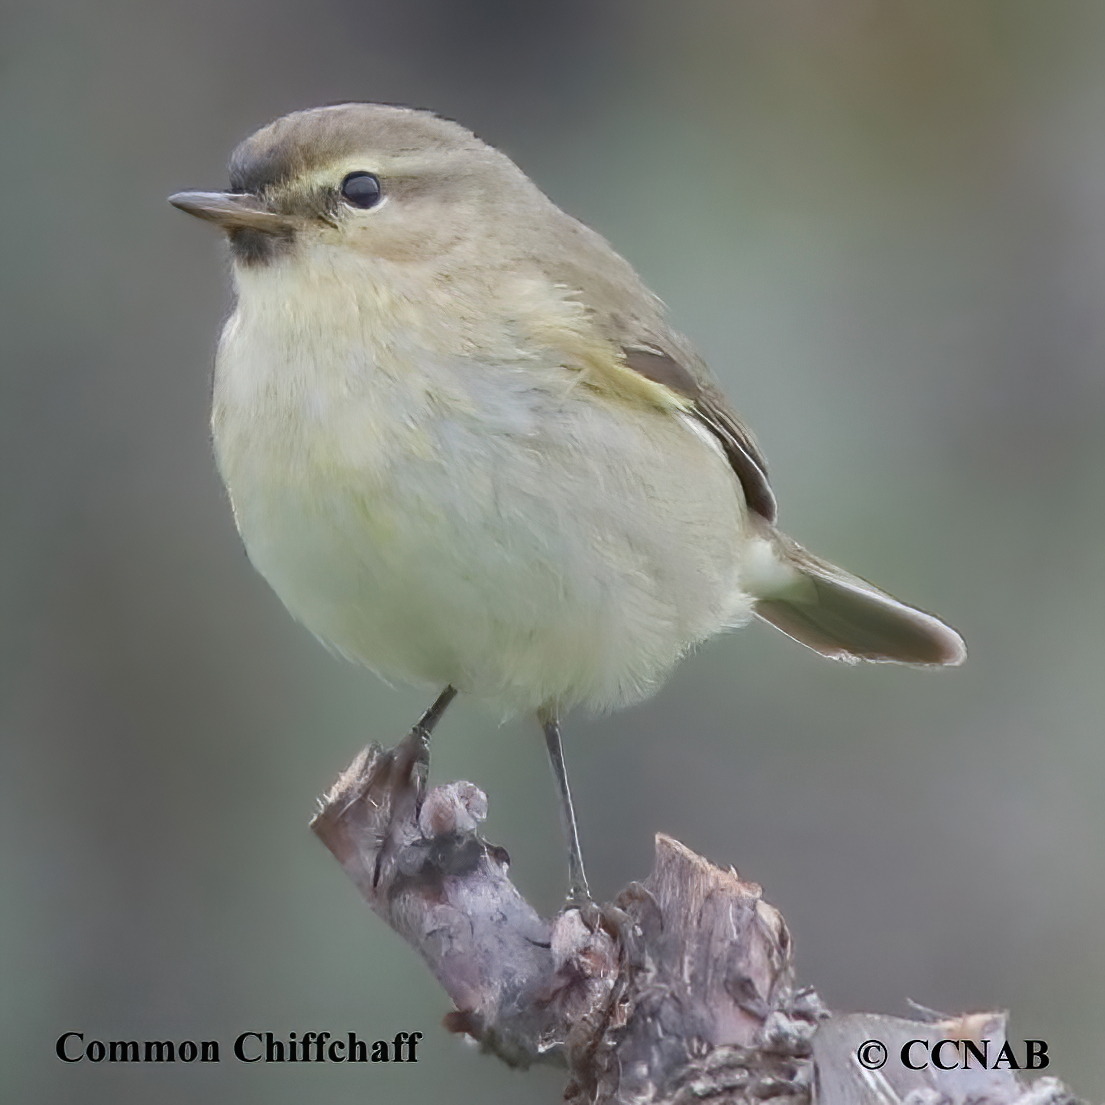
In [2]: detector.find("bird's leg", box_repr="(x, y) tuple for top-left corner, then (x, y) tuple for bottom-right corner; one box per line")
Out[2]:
(408, 684), (458, 780)
(539, 709), (593, 908)
(372, 685), (457, 890)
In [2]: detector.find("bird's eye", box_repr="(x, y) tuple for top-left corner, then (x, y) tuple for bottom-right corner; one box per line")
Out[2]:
(340, 172), (382, 209)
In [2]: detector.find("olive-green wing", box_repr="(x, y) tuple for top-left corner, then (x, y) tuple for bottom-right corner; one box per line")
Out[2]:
(622, 346), (777, 522)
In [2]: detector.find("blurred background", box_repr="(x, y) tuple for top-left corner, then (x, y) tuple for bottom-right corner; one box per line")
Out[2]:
(3, 1), (1104, 1102)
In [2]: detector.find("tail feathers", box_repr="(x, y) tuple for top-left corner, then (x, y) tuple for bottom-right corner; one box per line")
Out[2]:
(751, 536), (965, 667)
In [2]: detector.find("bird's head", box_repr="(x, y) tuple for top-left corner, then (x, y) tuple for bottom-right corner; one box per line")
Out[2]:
(170, 103), (540, 271)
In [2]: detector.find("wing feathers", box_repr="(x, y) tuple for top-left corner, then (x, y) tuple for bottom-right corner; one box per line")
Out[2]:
(622, 347), (777, 521)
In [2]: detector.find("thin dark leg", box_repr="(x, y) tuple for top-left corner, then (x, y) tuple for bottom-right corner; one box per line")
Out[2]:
(417, 685), (458, 738)
(410, 684), (458, 773)
(540, 710), (592, 907)
(372, 685), (457, 889)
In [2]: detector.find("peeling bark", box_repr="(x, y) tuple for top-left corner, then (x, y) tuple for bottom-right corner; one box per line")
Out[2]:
(310, 729), (1088, 1105)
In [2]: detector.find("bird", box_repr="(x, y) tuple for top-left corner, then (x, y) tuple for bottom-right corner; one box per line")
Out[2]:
(170, 103), (964, 907)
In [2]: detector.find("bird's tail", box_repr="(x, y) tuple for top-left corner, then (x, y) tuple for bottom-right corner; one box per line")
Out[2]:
(747, 533), (965, 666)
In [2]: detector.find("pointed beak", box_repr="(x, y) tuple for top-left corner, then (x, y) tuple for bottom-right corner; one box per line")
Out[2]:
(168, 191), (294, 232)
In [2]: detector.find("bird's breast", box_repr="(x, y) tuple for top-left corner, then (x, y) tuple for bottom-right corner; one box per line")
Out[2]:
(209, 267), (755, 714)
(211, 285), (472, 662)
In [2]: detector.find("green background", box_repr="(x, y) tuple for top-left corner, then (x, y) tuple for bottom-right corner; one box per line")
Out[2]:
(3, 1), (1104, 1101)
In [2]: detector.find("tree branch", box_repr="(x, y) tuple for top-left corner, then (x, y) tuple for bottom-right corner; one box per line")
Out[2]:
(310, 730), (1089, 1105)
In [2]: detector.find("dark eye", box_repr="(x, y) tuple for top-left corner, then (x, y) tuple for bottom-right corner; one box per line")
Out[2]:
(340, 172), (382, 209)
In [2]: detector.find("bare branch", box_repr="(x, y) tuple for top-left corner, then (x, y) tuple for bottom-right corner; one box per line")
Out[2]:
(311, 732), (1089, 1105)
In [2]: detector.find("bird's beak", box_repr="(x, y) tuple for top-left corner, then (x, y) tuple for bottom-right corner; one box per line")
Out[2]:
(168, 191), (294, 232)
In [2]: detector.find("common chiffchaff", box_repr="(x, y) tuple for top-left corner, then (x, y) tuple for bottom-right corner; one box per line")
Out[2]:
(171, 104), (963, 904)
